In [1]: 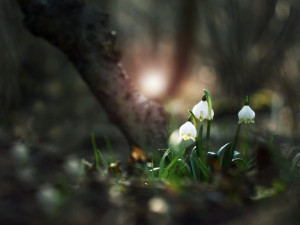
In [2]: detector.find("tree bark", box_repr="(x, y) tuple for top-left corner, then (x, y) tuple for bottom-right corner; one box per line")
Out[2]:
(16, 0), (168, 151)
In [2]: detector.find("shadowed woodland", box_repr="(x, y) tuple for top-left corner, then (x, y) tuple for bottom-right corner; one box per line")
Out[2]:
(0, 0), (300, 224)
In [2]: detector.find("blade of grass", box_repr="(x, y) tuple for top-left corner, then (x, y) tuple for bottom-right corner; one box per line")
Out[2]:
(245, 156), (256, 169)
(91, 132), (99, 169)
(192, 156), (209, 182)
(105, 136), (115, 163)
(176, 158), (191, 176)
(97, 149), (108, 169)
(161, 154), (181, 180)
(287, 147), (300, 159)
(159, 148), (171, 178)
(198, 157), (209, 181)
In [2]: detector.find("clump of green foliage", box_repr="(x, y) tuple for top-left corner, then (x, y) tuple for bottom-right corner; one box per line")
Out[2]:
(90, 90), (299, 189)
(142, 90), (255, 182)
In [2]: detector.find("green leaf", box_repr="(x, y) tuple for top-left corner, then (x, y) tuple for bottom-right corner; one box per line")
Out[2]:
(158, 148), (170, 151)
(144, 165), (159, 179)
(190, 148), (201, 181)
(217, 142), (233, 169)
(292, 153), (300, 170)
(207, 151), (218, 159)
(206, 151), (220, 172)
(217, 142), (231, 156)
(232, 158), (246, 168)
(204, 89), (213, 120)
(287, 147), (300, 159)
(188, 110), (197, 128)
(245, 156), (256, 170)
(161, 153), (181, 179)
(196, 123), (203, 157)
(233, 151), (242, 159)
(176, 158), (191, 176)
(190, 147), (209, 181)
(158, 148), (171, 178)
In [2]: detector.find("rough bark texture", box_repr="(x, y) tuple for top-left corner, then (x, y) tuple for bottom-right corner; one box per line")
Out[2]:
(16, 0), (168, 151)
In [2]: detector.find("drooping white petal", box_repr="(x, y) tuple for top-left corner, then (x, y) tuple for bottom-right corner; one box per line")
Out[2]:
(179, 121), (197, 141)
(192, 101), (204, 121)
(192, 100), (214, 121)
(238, 105), (255, 124)
(208, 108), (214, 120)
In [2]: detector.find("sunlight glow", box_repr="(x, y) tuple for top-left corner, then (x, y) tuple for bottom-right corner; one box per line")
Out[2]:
(139, 69), (167, 98)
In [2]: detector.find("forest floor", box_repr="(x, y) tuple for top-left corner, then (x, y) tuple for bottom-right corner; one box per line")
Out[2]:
(0, 130), (299, 225)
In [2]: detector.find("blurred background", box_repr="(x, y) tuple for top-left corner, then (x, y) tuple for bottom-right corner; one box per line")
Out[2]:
(1, 0), (300, 159)
(1, 0), (300, 224)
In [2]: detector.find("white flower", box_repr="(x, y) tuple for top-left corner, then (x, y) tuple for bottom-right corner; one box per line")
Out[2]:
(238, 105), (255, 124)
(179, 121), (197, 141)
(192, 101), (214, 121)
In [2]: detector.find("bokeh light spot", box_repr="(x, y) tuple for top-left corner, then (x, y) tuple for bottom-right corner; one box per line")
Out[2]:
(139, 69), (167, 98)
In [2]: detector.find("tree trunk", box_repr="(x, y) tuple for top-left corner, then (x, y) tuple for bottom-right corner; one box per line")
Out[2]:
(16, 0), (168, 151)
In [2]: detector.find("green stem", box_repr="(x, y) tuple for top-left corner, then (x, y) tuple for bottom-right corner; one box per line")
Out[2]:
(196, 123), (203, 158)
(192, 116), (197, 128)
(230, 123), (241, 160)
(188, 110), (197, 128)
(206, 120), (211, 151)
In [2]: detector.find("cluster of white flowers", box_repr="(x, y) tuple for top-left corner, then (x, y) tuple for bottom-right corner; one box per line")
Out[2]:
(178, 95), (255, 142)
(179, 99), (214, 141)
